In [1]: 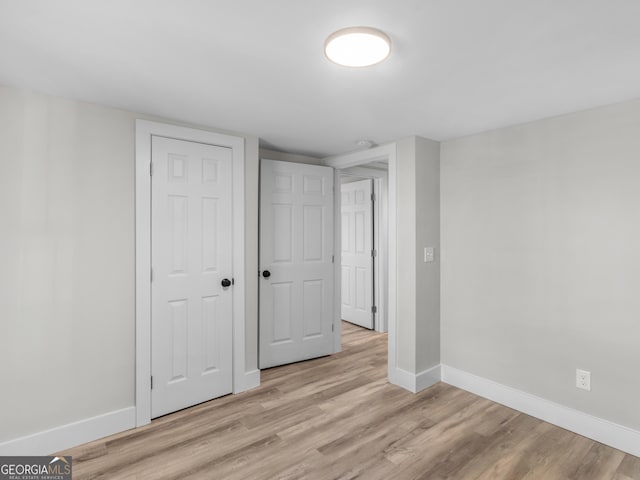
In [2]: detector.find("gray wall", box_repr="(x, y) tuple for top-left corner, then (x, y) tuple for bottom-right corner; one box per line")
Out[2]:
(396, 136), (440, 374)
(0, 85), (259, 442)
(441, 99), (640, 430)
(396, 138), (418, 372)
(415, 137), (441, 372)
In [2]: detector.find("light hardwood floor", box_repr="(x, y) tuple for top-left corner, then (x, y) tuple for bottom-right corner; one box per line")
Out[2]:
(60, 322), (640, 479)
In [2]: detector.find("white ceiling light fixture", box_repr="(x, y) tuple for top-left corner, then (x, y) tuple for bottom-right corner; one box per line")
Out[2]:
(325, 27), (391, 67)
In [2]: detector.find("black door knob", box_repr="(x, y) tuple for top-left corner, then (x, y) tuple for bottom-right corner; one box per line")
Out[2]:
(262, 270), (271, 278)
(221, 278), (231, 287)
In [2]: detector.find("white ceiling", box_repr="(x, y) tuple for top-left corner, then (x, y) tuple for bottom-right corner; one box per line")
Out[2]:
(1, 0), (639, 158)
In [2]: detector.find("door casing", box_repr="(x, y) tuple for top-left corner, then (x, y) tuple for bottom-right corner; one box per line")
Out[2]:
(135, 120), (247, 427)
(339, 169), (388, 333)
(324, 144), (398, 380)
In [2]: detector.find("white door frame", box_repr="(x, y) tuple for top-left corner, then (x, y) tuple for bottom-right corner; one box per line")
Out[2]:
(135, 120), (246, 427)
(339, 169), (388, 333)
(323, 144), (398, 384)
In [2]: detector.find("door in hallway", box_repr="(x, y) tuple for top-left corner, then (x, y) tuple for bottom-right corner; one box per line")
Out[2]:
(340, 179), (374, 329)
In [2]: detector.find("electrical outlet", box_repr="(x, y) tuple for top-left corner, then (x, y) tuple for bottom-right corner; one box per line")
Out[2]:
(576, 369), (591, 391)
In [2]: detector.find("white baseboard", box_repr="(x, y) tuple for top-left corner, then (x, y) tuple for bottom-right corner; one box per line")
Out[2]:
(0, 369), (260, 456)
(390, 364), (442, 393)
(0, 407), (136, 456)
(234, 369), (260, 393)
(417, 364), (442, 392)
(441, 365), (640, 458)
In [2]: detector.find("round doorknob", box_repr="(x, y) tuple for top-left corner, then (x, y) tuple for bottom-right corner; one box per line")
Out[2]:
(262, 270), (271, 278)
(221, 278), (231, 287)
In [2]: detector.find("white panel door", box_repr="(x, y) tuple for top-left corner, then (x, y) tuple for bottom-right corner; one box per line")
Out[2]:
(151, 136), (233, 418)
(260, 160), (334, 369)
(341, 179), (374, 329)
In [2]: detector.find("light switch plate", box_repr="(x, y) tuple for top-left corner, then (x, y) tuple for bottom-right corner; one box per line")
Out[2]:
(424, 247), (434, 263)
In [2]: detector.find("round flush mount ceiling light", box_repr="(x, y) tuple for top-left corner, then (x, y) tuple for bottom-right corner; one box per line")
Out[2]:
(325, 27), (391, 67)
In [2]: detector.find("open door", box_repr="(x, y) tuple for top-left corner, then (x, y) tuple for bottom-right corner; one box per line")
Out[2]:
(259, 160), (334, 369)
(340, 179), (374, 329)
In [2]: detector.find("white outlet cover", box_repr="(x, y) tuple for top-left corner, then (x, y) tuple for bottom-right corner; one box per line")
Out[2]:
(576, 369), (591, 391)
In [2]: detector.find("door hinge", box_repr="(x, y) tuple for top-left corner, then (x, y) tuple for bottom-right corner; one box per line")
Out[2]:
(150, 376), (153, 390)
(332, 255), (334, 263)
(371, 192), (375, 202)
(150, 162), (154, 176)
(371, 249), (377, 258)
(371, 305), (377, 314)
(150, 267), (153, 282)
(232, 278), (235, 285)
(332, 323), (334, 332)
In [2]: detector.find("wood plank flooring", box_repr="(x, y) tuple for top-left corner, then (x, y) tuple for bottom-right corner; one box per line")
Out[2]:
(60, 322), (640, 479)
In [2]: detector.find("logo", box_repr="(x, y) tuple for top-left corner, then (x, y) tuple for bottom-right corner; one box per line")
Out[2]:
(0, 456), (72, 480)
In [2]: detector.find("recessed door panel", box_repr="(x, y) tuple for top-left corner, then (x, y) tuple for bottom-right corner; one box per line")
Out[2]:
(341, 213), (351, 253)
(168, 154), (188, 183)
(169, 195), (188, 275)
(342, 190), (353, 206)
(272, 282), (293, 344)
(303, 175), (324, 195)
(274, 174), (293, 193)
(303, 205), (323, 262)
(273, 204), (293, 263)
(168, 299), (188, 383)
(341, 265), (351, 307)
(202, 295), (220, 373)
(355, 211), (366, 254)
(355, 267), (367, 310)
(202, 158), (219, 183)
(201, 198), (218, 272)
(303, 280), (323, 338)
